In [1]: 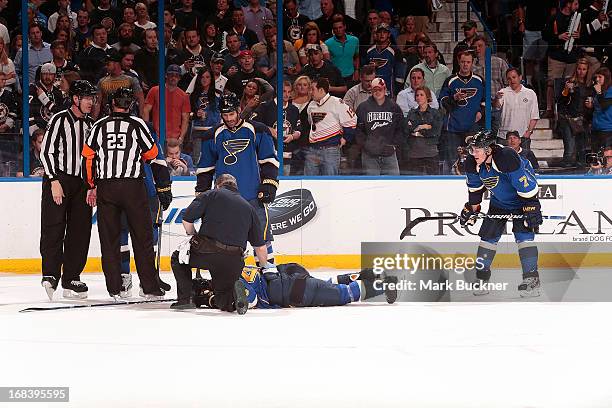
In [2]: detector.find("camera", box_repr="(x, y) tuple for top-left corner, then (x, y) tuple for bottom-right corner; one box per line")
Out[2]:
(586, 151), (604, 166)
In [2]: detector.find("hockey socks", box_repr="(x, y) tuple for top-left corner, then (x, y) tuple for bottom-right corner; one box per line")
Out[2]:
(475, 240), (497, 281)
(517, 241), (538, 276)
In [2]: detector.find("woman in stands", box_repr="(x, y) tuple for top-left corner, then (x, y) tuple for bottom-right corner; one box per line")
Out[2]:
(0, 41), (18, 93)
(295, 22), (330, 67)
(240, 79), (263, 121)
(290, 75), (312, 175)
(585, 67), (612, 154)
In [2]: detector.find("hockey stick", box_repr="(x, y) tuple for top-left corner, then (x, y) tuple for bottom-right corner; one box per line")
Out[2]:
(19, 298), (177, 313)
(399, 213), (566, 239)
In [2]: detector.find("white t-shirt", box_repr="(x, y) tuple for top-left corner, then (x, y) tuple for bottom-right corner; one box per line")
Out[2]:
(0, 23), (9, 45)
(498, 85), (540, 138)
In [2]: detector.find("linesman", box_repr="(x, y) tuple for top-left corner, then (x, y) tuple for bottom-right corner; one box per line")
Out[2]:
(82, 87), (172, 300)
(40, 80), (98, 301)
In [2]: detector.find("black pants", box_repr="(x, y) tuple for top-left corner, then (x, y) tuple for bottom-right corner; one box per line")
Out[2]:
(96, 178), (161, 295)
(40, 174), (92, 285)
(402, 155), (440, 175)
(171, 250), (244, 310)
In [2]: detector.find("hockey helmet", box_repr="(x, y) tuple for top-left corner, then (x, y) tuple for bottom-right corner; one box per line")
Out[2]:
(69, 80), (97, 98)
(219, 92), (240, 114)
(111, 87), (135, 110)
(466, 130), (495, 153)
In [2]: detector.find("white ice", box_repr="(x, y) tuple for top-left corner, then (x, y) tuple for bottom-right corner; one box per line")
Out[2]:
(1, 271), (612, 408)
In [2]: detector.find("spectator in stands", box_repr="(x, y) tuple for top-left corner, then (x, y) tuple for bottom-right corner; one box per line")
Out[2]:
(378, 11), (399, 40)
(587, 145), (612, 175)
(302, 43), (347, 97)
(58, 69), (80, 98)
(506, 130), (539, 170)
(94, 48), (144, 118)
(29, 63), (64, 137)
(397, 16), (420, 60)
(120, 49), (139, 79)
(299, 0), (322, 20)
(73, 9), (92, 57)
(0, 20), (8, 49)
(343, 64), (375, 112)
(359, 9), (380, 64)
(163, 7), (180, 38)
(305, 77), (356, 175)
(202, 21), (223, 56)
(403, 85), (443, 174)
(221, 31), (243, 77)
(283, 0), (310, 44)
(296, 22), (331, 66)
(134, 28), (160, 92)
(291, 75), (313, 174)
(53, 15), (75, 44)
(189, 66), (221, 131)
(408, 42), (449, 97)
(89, 0), (120, 32)
(242, 0), (274, 42)
(585, 67), (612, 153)
(77, 24), (111, 83)
(29, 128), (46, 176)
(255, 79), (302, 175)
(212, 0), (234, 33)
(9, 33), (20, 60)
(257, 33), (301, 84)
(111, 23), (141, 53)
(543, 0), (581, 118)
(143, 64), (192, 145)
(0, 72), (18, 135)
(333, 0), (374, 25)
(225, 49), (269, 98)
(494, 67), (539, 149)
(363, 23), (405, 96)
(579, 0), (609, 82)
(121, 6), (143, 45)
(439, 51), (484, 173)
(252, 19), (279, 59)
(181, 28), (206, 71)
(15, 24), (52, 83)
(240, 78), (264, 120)
(355, 78), (403, 175)
(175, 0), (205, 31)
(397, 67), (439, 115)
(452, 20), (478, 74)
(50, 40), (78, 86)
(134, 2), (156, 30)
(0, 40), (17, 93)
(166, 138), (195, 176)
(164, 24), (187, 68)
(48, 0), (77, 33)
(315, 0), (362, 39)
(557, 58), (591, 167)
(325, 14), (360, 85)
(393, 0), (430, 34)
(230, 8), (259, 50)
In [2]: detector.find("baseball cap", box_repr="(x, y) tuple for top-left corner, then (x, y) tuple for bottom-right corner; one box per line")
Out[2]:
(305, 43), (323, 53)
(40, 62), (56, 74)
(104, 48), (122, 62)
(506, 130), (521, 139)
(371, 78), (386, 90)
(210, 52), (224, 62)
(239, 50), (253, 59)
(462, 20), (477, 29)
(166, 64), (181, 75)
(262, 19), (275, 28)
(376, 23), (391, 32)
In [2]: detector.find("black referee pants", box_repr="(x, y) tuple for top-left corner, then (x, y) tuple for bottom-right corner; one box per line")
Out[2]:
(96, 178), (162, 296)
(40, 174), (92, 285)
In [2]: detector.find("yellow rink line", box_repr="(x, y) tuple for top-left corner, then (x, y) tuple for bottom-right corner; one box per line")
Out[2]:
(2, 253), (612, 274)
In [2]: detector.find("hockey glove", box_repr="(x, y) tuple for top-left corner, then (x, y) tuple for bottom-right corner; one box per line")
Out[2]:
(257, 179), (278, 204)
(522, 200), (543, 229)
(459, 202), (481, 226)
(157, 185), (173, 211)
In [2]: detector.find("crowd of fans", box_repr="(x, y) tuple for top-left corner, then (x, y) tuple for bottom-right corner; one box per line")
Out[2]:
(0, 0), (610, 177)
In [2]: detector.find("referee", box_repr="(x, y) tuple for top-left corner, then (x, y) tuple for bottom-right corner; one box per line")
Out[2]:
(40, 80), (98, 301)
(82, 87), (172, 300)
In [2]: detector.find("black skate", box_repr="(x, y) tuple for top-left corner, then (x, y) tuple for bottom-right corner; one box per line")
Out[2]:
(62, 281), (88, 299)
(234, 280), (248, 315)
(382, 274), (398, 304)
(41, 276), (58, 301)
(158, 277), (171, 292)
(170, 299), (196, 310)
(120, 273), (133, 298)
(518, 271), (541, 298)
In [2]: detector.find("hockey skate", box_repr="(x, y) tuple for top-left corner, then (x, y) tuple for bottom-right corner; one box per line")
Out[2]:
(518, 271), (541, 298)
(62, 281), (88, 299)
(41, 276), (58, 301)
(233, 280), (248, 315)
(382, 274), (398, 304)
(473, 280), (490, 296)
(120, 274), (133, 298)
(170, 299), (196, 310)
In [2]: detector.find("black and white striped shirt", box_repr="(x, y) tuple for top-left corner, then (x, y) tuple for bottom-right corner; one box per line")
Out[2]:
(82, 112), (158, 186)
(40, 108), (93, 179)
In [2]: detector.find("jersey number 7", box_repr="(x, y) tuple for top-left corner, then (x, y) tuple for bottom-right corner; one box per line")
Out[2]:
(107, 132), (127, 150)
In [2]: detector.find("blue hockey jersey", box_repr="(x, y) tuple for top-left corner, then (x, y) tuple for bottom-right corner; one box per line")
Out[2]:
(364, 45), (406, 95)
(197, 120), (279, 201)
(439, 73), (484, 133)
(465, 146), (539, 210)
(240, 267), (277, 309)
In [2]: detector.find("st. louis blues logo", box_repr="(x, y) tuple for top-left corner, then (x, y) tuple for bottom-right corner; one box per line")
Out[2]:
(482, 176), (499, 190)
(369, 58), (388, 69)
(455, 88), (479, 107)
(223, 139), (250, 165)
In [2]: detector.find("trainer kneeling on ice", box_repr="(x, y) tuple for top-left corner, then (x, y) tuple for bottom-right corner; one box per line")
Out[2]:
(460, 131), (543, 297)
(171, 174), (270, 314)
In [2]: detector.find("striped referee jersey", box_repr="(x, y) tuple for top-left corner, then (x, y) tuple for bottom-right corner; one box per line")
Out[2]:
(82, 112), (159, 188)
(41, 108), (94, 179)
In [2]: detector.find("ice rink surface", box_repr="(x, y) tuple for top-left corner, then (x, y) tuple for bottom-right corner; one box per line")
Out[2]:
(2, 271), (612, 408)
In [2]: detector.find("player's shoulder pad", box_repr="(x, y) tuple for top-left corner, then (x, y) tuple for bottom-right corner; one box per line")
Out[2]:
(464, 153), (477, 173)
(250, 120), (272, 135)
(491, 145), (522, 173)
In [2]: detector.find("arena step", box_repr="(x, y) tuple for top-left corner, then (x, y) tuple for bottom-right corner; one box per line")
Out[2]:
(532, 148), (564, 158)
(530, 139), (564, 150)
(531, 129), (554, 140)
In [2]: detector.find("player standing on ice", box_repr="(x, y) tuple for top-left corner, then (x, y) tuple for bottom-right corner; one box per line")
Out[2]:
(195, 92), (279, 265)
(39, 80), (97, 300)
(460, 131), (543, 297)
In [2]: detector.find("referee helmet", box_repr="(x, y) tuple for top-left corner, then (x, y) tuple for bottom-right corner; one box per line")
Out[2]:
(110, 87), (135, 110)
(69, 80), (97, 98)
